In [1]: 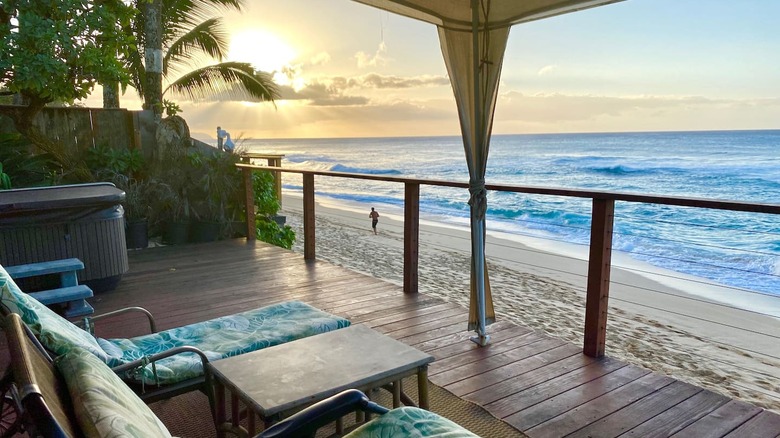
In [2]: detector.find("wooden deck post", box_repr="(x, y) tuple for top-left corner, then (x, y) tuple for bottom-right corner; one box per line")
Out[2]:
(584, 198), (615, 357)
(303, 173), (315, 260)
(404, 183), (420, 294)
(268, 157), (283, 207)
(242, 168), (256, 241)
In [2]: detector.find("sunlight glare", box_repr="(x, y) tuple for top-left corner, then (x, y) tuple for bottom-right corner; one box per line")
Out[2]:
(229, 29), (297, 75)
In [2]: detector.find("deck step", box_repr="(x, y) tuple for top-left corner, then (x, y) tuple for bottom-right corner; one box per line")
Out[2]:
(30, 285), (93, 305)
(30, 285), (95, 318)
(62, 300), (95, 318)
(6, 258), (85, 279)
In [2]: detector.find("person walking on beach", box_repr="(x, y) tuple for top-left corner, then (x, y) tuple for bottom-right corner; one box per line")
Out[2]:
(369, 207), (379, 235)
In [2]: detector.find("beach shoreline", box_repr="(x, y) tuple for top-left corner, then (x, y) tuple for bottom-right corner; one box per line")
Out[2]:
(280, 191), (780, 412)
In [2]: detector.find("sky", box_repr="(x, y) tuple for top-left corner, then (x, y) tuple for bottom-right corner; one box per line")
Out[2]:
(84, 0), (780, 141)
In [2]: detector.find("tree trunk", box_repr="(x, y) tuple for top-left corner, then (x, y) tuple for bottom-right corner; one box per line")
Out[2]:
(103, 82), (120, 108)
(142, 0), (163, 118)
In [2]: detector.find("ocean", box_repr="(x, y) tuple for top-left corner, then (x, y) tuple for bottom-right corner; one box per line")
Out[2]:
(243, 130), (780, 310)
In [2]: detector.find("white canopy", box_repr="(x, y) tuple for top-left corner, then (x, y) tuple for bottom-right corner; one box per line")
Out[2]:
(353, 0), (622, 345)
(354, 0), (621, 31)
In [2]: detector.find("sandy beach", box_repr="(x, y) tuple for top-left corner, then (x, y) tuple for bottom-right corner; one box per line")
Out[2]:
(280, 192), (780, 413)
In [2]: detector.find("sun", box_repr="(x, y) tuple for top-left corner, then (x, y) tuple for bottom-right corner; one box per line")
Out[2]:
(228, 29), (297, 75)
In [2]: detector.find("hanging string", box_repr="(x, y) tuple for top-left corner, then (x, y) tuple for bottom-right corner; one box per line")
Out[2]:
(480, 0), (493, 107)
(479, 0), (493, 175)
(380, 11), (385, 46)
(469, 179), (488, 220)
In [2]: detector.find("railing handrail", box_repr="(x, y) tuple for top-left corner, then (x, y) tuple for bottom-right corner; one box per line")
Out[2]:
(235, 163), (780, 215)
(240, 152), (286, 159)
(237, 161), (780, 358)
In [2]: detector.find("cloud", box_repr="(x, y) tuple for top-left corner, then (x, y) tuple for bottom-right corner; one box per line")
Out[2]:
(344, 73), (450, 89)
(309, 52), (331, 66)
(276, 81), (368, 106)
(355, 42), (389, 68)
(537, 65), (558, 76)
(274, 73), (449, 106)
(184, 98), (459, 140)
(281, 64), (302, 83)
(327, 73), (448, 91)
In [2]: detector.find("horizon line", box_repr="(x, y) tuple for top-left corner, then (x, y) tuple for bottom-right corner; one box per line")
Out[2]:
(209, 127), (780, 143)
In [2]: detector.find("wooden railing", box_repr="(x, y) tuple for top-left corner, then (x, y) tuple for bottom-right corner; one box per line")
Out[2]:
(237, 163), (780, 358)
(239, 153), (285, 206)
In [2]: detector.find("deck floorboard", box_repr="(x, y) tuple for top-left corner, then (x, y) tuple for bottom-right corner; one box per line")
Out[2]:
(3, 239), (778, 437)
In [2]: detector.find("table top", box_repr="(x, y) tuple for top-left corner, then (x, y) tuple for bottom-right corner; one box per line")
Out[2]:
(208, 324), (434, 417)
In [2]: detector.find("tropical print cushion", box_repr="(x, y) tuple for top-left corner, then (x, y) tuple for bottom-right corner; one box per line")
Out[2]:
(345, 407), (479, 438)
(97, 300), (351, 384)
(56, 347), (172, 438)
(1, 264), (350, 386)
(0, 265), (107, 361)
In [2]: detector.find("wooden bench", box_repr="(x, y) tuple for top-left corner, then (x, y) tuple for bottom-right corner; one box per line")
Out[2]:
(5, 258), (94, 317)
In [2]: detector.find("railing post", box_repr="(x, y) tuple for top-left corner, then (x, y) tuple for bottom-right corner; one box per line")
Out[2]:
(242, 168), (256, 241)
(584, 198), (615, 357)
(404, 183), (420, 294)
(267, 157), (283, 207)
(303, 173), (315, 260)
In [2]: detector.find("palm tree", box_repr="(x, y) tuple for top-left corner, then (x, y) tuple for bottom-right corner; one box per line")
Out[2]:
(105, 0), (279, 108)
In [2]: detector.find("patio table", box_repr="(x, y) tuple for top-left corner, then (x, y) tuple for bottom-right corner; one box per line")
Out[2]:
(208, 324), (434, 437)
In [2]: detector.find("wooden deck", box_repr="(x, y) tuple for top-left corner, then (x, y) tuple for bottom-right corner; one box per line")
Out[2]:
(33, 240), (780, 436)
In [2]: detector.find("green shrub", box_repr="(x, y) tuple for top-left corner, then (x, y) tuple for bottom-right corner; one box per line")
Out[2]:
(256, 217), (295, 250)
(252, 170), (295, 248)
(0, 162), (11, 189)
(86, 145), (144, 180)
(252, 171), (280, 215)
(0, 133), (60, 187)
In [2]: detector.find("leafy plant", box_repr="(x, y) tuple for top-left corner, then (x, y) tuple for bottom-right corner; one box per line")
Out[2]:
(251, 169), (295, 248)
(112, 174), (156, 222)
(148, 129), (196, 223)
(1, 0), (136, 142)
(86, 146), (145, 180)
(253, 171), (280, 216)
(0, 162), (11, 189)
(0, 133), (57, 187)
(161, 99), (182, 117)
(153, 182), (189, 224)
(256, 217), (295, 250)
(192, 151), (242, 222)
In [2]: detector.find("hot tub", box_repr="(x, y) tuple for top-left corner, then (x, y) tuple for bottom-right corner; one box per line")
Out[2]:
(0, 183), (129, 292)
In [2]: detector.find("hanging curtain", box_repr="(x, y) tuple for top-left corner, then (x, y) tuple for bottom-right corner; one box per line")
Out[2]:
(350, 0), (619, 345)
(437, 1), (510, 343)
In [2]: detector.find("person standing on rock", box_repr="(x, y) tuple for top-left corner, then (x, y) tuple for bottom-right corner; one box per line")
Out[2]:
(216, 126), (227, 151)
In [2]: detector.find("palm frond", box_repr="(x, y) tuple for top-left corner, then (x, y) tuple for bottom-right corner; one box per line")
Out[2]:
(164, 0), (243, 31)
(164, 18), (228, 74)
(164, 62), (280, 104)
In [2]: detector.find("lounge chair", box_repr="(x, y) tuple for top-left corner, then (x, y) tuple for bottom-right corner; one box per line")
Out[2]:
(259, 389), (480, 437)
(2, 313), (476, 438)
(2, 312), (168, 437)
(0, 263), (350, 404)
